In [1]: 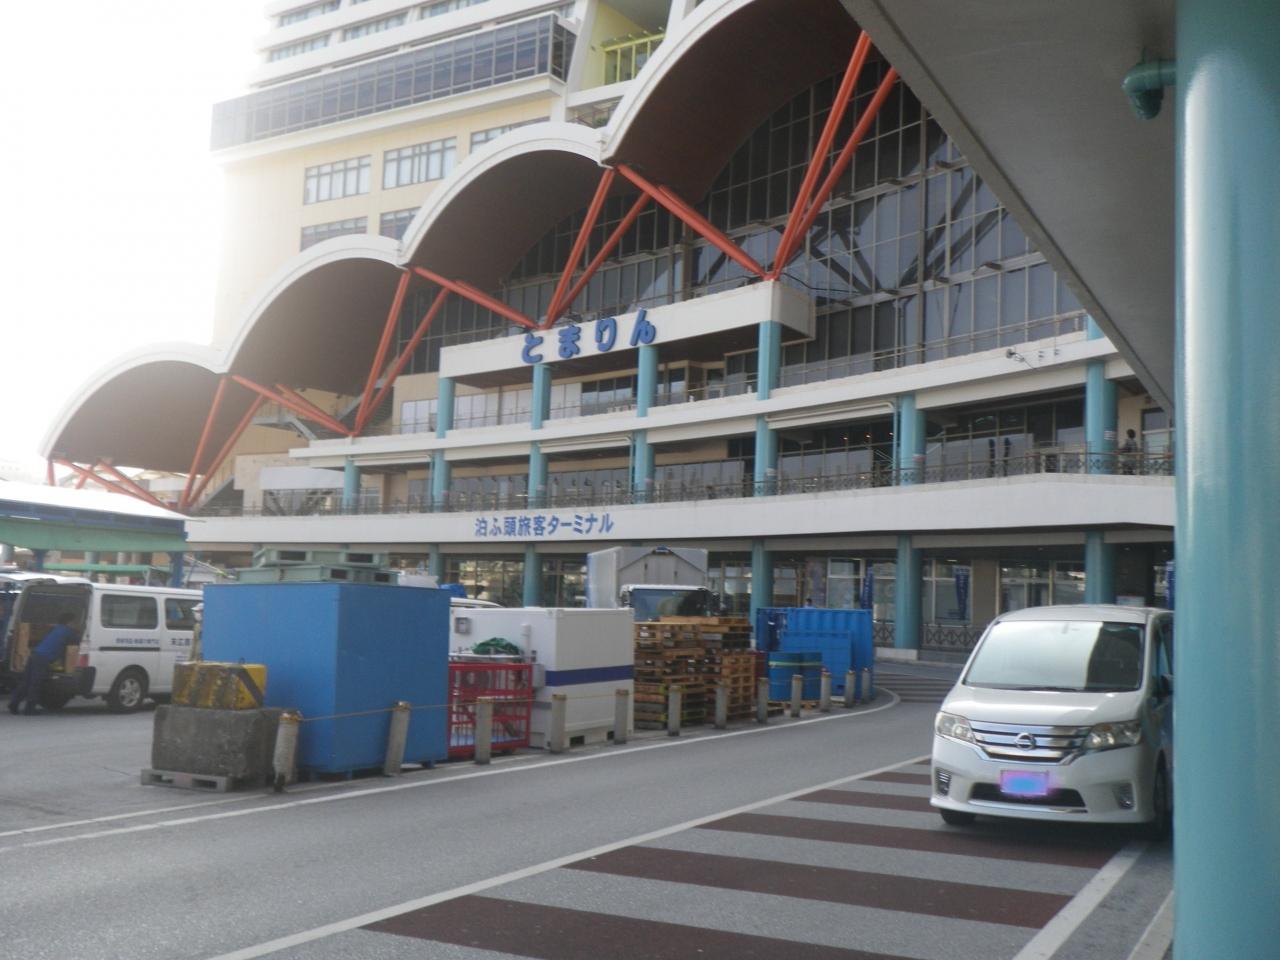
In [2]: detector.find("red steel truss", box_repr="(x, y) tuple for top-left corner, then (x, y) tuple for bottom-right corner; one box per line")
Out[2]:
(55, 460), (169, 511)
(771, 32), (872, 276)
(772, 63), (899, 275)
(184, 394), (265, 510)
(411, 266), (537, 331)
(360, 287), (450, 434)
(356, 269), (412, 434)
(615, 164), (767, 279)
(180, 376), (229, 508)
(541, 193), (652, 331)
(230, 376), (353, 438)
(545, 168), (617, 326)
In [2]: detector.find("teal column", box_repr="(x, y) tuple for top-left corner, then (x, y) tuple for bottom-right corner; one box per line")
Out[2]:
(636, 345), (658, 417)
(753, 415), (778, 495)
(529, 442), (548, 508)
(31, 549), (47, 572)
(1083, 531), (1115, 604)
(522, 543), (541, 607)
(897, 394), (926, 484)
(435, 377), (455, 438)
(750, 538), (773, 624)
(1177, 4), (1280, 957)
(1085, 338), (1117, 473)
(893, 535), (921, 651)
(428, 546), (443, 580)
(632, 430), (654, 502)
(342, 458), (359, 512)
(168, 551), (185, 588)
(431, 451), (451, 511)
(757, 319), (782, 400)
(530, 364), (552, 430)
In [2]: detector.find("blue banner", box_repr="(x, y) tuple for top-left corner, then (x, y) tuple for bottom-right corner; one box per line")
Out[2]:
(860, 569), (874, 611)
(954, 567), (970, 621)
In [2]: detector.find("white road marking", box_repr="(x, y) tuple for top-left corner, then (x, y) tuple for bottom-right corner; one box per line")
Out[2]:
(1127, 890), (1174, 960)
(1010, 840), (1149, 960)
(4, 691), (902, 852)
(204, 752), (933, 960)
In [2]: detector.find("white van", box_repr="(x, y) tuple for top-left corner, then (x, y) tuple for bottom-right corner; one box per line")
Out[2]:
(931, 604), (1173, 837)
(2, 579), (201, 712)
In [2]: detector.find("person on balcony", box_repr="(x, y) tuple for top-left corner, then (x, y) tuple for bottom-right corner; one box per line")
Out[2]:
(1119, 429), (1139, 475)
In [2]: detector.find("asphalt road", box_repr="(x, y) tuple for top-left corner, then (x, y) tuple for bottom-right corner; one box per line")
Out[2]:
(0, 674), (1171, 960)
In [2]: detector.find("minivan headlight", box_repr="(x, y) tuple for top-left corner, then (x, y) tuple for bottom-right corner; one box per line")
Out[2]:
(935, 712), (975, 744)
(1085, 720), (1143, 751)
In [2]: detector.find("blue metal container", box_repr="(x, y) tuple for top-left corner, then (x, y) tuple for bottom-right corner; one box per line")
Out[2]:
(767, 651), (820, 700)
(202, 583), (450, 774)
(776, 607), (873, 695)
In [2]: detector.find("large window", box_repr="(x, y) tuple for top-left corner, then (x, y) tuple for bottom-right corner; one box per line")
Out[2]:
(268, 34), (330, 61)
(384, 138), (457, 189)
(422, 0), (489, 17)
(379, 208), (417, 240)
(602, 32), (663, 85)
(445, 558), (524, 607)
(399, 398), (437, 433)
(541, 557), (586, 607)
(101, 595), (158, 630)
(213, 15), (573, 148)
(300, 217), (367, 250)
(279, 1), (339, 27)
(343, 12), (408, 41)
(923, 560), (971, 624)
(470, 117), (547, 150)
(707, 558), (752, 616)
(999, 561), (1085, 613)
(303, 156), (370, 204)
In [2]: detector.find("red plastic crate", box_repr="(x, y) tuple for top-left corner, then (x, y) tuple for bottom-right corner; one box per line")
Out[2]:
(447, 661), (533, 758)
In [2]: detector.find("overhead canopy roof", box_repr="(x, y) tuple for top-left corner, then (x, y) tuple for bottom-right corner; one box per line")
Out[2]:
(842, 0), (1177, 409)
(607, 0), (861, 201)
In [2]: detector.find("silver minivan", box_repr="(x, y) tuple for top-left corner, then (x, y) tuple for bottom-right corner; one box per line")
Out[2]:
(931, 604), (1173, 836)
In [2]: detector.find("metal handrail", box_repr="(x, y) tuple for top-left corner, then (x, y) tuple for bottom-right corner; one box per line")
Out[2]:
(199, 448), (1171, 519)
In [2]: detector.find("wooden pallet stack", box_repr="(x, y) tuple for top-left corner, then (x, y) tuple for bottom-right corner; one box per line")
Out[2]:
(632, 618), (753, 729)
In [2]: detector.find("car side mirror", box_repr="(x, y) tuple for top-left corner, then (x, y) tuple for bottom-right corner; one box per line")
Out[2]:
(1156, 674), (1173, 698)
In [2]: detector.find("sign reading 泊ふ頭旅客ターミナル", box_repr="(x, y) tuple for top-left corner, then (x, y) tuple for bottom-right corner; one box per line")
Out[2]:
(472, 512), (617, 539)
(520, 310), (655, 365)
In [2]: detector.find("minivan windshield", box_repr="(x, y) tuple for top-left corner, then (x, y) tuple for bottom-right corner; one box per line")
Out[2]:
(964, 619), (1145, 692)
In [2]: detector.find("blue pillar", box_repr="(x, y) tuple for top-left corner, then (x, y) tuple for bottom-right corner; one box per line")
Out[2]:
(750, 538), (773, 624)
(632, 430), (654, 502)
(428, 546), (443, 580)
(31, 549), (47, 572)
(757, 319), (782, 400)
(435, 377), (455, 438)
(897, 394), (926, 484)
(893, 535), (921, 651)
(342, 458), (359, 512)
(635, 345), (658, 417)
(431, 451), (451, 511)
(1083, 531), (1115, 604)
(522, 543), (540, 607)
(168, 551), (186, 588)
(1085, 360), (1117, 474)
(530, 364), (552, 430)
(1177, 5), (1280, 956)
(529, 442), (548, 508)
(753, 415), (778, 495)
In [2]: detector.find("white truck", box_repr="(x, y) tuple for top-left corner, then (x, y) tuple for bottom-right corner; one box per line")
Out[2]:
(585, 546), (717, 621)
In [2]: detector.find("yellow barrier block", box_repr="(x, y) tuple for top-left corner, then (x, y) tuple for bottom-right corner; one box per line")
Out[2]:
(172, 662), (268, 710)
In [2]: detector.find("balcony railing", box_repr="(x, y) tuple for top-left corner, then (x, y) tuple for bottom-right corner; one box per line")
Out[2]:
(200, 448), (1171, 519)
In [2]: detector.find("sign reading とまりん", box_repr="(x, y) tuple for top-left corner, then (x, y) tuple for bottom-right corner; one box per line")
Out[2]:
(521, 310), (655, 365)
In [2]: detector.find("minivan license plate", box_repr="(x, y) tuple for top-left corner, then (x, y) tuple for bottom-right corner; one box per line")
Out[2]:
(1000, 770), (1050, 797)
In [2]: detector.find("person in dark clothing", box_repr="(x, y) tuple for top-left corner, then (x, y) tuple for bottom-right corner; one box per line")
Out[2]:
(9, 612), (78, 715)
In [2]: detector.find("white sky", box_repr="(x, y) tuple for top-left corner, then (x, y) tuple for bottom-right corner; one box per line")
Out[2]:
(0, 1), (265, 476)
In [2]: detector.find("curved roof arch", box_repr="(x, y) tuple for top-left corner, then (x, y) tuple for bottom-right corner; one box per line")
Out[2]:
(604, 0), (860, 201)
(42, 346), (234, 473)
(401, 122), (610, 288)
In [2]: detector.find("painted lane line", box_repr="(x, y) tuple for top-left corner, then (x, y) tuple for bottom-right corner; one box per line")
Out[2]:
(0, 793), (261, 840)
(3, 692), (902, 853)
(1126, 890), (1174, 960)
(1009, 840), (1148, 960)
(204, 752), (933, 960)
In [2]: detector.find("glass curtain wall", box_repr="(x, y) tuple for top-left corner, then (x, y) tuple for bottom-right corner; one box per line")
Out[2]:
(388, 64), (1085, 386)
